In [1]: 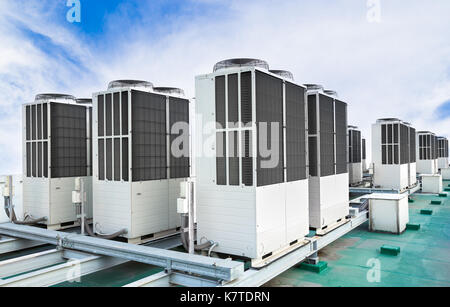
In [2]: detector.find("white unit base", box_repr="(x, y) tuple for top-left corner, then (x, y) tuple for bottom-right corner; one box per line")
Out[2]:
(417, 159), (438, 175)
(421, 174), (443, 194)
(438, 157), (449, 170)
(349, 162), (363, 185)
(368, 193), (409, 234)
(441, 168), (450, 180)
(309, 173), (349, 230)
(196, 180), (309, 260)
(22, 177), (93, 228)
(93, 179), (183, 241)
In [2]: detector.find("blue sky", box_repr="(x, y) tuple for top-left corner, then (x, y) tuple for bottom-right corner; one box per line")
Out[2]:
(0, 0), (450, 174)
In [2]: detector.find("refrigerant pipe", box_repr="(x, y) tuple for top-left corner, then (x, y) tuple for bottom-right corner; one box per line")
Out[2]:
(83, 218), (127, 240)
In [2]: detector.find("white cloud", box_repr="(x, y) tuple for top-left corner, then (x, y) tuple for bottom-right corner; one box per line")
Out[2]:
(0, 0), (450, 173)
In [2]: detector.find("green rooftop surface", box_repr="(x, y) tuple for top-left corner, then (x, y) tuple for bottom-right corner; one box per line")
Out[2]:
(49, 184), (450, 288)
(266, 190), (450, 287)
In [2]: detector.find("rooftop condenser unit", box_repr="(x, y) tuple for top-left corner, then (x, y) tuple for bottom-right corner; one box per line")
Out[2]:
(416, 131), (438, 175)
(195, 58), (309, 265)
(92, 80), (190, 244)
(22, 94), (93, 230)
(306, 86), (349, 233)
(437, 137), (449, 170)
(372, 118), (417, 190)
(348, 126), (362, 185)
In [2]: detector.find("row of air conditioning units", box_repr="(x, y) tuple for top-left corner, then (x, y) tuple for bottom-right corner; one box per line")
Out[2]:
(18, 58), (449, 264)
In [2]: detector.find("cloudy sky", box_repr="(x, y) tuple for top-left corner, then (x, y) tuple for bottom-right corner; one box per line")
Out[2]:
(0, 0), (449, 174)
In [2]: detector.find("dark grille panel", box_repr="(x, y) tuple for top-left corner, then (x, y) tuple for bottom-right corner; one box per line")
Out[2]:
(349, 130), (361, 164)
(256, 71), (284, 187)
(216, 132), (226, 185)
(215, 76), (226, 129)
(122, 138), (129, 181)
(131, 90), (167, 182)
(242, 130), (253, 186)
(309, 137), (318, 177)
(106, 139), (112, 180)
(228, 74), (238, 125)
(32, 143), (36, 177)
(241, 72), (252, 125)
(320, 94), (335, 176)
(308, 95), (317, 134)
(169, 97), (190, 179)
(26, 143), (31, 177)
(286, 82), (307, 181)
(98, 95), (104, 137)
(38, 142), (42, 177)
(114, 138), (120, 181)
(50, 103), (88, 178)
(400, 124), (408, 164)
(105, 94), (112, 136)
(43, 104), (48, 139)
(98, 139), (104, 180)
(43, 141), (48, 178)
(122, 91), (129, 135)
(335, 100), (347, 174)
(114, 92), (120, 136)
(37, 104), (42, 139)
(31, 105), (36, 140)
(228, 131), (239, 186)
(362, 138), (366, 160)
(409, 128), (416, 163)
(26, 106), (31, 140)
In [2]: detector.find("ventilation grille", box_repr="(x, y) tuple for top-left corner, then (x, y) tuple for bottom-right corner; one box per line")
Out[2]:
(256, 71), (284, 187)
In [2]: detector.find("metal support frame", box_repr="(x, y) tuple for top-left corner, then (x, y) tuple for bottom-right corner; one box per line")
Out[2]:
(0, 209), (368, 287)
(0, 236), (45, 255)
(123, 210), (368, 287)
(0, 249), (126, 287)
(0, 223), (244, 282)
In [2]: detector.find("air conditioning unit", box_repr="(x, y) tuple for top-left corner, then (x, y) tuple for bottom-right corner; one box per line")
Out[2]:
(92, 80), (190, 243)
(306, 86), (349, 232)
(22, 94), (93, 229)
(437, 136), (449, 170)
(372, 118), (417, 190)
(348, 126), (363, 185)
(416, 131), (438, 175)
(195, 58), (309, 265)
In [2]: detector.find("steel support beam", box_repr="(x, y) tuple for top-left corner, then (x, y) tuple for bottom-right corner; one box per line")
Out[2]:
(0, 236), (45, 255)
(0, 249), (63, 279)
(0, 223), (244, 282)
(0, 250), (126, 287)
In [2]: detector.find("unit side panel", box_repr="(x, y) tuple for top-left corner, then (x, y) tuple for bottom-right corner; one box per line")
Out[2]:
(22, 177), (50, 222)
(285, 180), (309, 243)
(93, 181), (131, 236)
(318, 173), (349, 228)
(130, 181), (170, 239)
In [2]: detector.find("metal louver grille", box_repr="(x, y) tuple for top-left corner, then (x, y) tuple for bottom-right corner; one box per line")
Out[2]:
(335, 101), (348, 173)
(409, 128), (416, 163)
(215, 76), (226, 129)
(256, 71), (284, 187)
(320, 94), (335, 177)
(131, 91), (167, 182)
(286, 82), (307, 181)
(169, 97), (190, 179)
(241, 72), (252, 125)
(362, 139), (366, 160)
